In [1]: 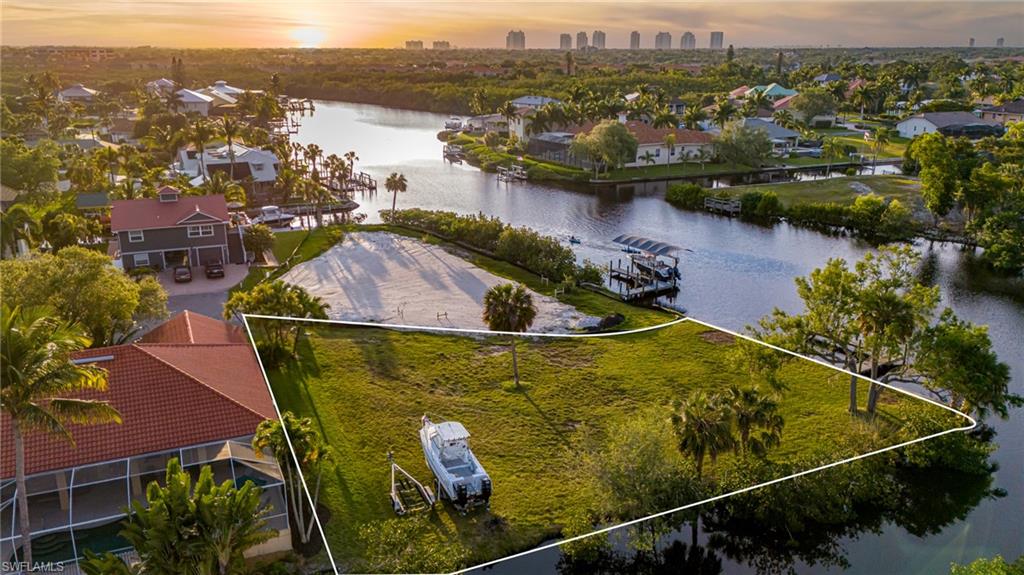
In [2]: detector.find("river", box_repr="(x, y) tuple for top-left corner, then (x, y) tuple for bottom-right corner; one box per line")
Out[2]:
(292, 100), (1023, 573)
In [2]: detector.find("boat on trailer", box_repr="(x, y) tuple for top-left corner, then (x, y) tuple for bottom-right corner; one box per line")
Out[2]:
(419, 416), (491, 512)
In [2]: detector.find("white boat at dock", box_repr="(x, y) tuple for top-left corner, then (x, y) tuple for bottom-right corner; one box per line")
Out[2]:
(251, 205), (296, 227)
(419, 416), (491, 511)
(444, 117), (463, 130)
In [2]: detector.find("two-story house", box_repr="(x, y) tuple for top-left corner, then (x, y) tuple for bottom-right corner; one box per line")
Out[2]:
(111, 186), (245, 270)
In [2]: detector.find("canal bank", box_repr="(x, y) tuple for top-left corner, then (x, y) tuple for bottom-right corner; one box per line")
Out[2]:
(291, 99), (1024, 575)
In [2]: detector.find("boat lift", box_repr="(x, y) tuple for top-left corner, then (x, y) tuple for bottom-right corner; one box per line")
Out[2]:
(388, 452), (435, 515)
(608, 234), (683, 301)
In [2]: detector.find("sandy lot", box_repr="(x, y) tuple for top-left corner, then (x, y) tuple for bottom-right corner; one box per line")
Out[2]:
(278, 232), (595, 332)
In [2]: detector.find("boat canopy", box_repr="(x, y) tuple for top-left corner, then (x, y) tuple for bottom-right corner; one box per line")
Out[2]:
(612, 235), (681, 256)
(435, 421), (470, 442)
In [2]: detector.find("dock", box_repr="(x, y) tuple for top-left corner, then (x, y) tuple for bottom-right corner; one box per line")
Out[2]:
(704, 196), (742, 216)
(443, 144), (465, 164)
(497, 165), (528, 182)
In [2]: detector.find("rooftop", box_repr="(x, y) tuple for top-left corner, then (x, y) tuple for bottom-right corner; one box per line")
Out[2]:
(905, 111), (1001, 128)
(110, 187), (229, 232)
(982, 99), (1024, 114)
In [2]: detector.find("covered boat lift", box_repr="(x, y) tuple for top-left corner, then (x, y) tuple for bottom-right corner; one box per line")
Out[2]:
(608, 234), (682, 301)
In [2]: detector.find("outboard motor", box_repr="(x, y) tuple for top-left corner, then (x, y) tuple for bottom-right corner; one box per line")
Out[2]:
(455, 483), (469, 508)
(480, 477), (492, 502)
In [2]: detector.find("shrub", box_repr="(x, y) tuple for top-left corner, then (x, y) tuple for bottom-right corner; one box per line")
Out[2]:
(575, 259), (605, 285)
(755, 191), (784, 218)
(665, 182), (709, 210)
(845, 167), (858, 176)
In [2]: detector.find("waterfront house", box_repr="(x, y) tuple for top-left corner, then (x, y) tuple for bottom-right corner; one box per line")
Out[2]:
(896, 112), (1003, 139)
(510, 95), (562, 110)
(205, 80), (257, 96)
(110, 186), (245, 270)
(509, 107), (536, 142)
(814, 72), (842, 85)
(622, 121), (714, 167)
(176, 142), (281, 189)
(737, 118), (802, 154)
(979, 99), (1024, 124)
(75, 191), (111, 221)
(175, 88), (215, 116)
(57, 83), (99, 103)
(0, 311), (291, 569)
(106, 117), (139, 144)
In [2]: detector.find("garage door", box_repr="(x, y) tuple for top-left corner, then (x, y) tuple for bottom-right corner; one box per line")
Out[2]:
(196, 246), (224, 265)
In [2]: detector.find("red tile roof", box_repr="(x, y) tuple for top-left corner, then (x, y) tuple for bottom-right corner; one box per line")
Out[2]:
(773, 94), (798, 110)
(572, 120), (713, 146)
(1, 314), (274, 478)
(110, 189), (229, 232)
(139, 310), (248, 344)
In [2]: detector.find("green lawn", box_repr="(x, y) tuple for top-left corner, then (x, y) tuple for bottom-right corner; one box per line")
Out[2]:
(235, 227), (342, 292)
(607, 162), (751, 180)
(262, 319), (954, 571)
(831, 134), (909, 158)
(723, 175), (922, 208)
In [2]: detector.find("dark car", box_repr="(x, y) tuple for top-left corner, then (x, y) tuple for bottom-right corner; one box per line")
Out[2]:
(204, 261), (225, 279)
(173, 265), (192, 283)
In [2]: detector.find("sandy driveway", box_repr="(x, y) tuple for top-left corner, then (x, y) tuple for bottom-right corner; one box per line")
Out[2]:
(278, 232), (595, 332)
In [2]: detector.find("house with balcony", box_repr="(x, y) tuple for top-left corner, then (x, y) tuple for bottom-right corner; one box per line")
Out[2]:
(110, 186), (245, 270)
(0, 311), (290, 569)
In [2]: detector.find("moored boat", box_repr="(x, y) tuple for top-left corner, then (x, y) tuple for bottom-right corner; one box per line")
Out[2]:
(251, 205), (296, 226)
(419, 416), (491, 511)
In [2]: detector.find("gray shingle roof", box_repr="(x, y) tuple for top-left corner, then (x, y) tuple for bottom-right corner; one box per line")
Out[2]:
(916, 112), (1000, 128)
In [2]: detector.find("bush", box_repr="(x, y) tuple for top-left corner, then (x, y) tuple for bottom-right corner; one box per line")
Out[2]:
(845, 167), (858, 176)
(665, 182), (709, 210)
(575, 259), (604, 285)
(755, 191), (784, 218)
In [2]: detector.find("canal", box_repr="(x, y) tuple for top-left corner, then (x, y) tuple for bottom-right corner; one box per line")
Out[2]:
(292, 100), (1023, 574)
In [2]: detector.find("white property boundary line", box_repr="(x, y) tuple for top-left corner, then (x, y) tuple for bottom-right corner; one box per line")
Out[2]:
(240, 314), (977, 575)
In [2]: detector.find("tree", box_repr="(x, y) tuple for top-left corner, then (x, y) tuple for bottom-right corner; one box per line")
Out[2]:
(83, 458), (274, 575)
(570, 120), (638, 176)
(498, 100), (518, 131)
(725, 386), (783, 456)
(640, 150), (656, 174)
(1, 247), (168, 345)
(726, 44), (735, 62)
(0, 204), (41, 257)
(202, 171), (246, 205)
(223, 280), (328, 364)
(916, 309), (1019, 419)
(714, 123), (774, 168)
(950, 555), (1024, 575)
(189, 119), (215, 180)
(670, 391), (734, 479)
(682, 106), (707, 130)
(911, 133), (960, 223)
(385, 172), (408, 219)
(482, 283), (537, 387)
(790, 88), (838, 127)
(974, 209), (1024, 274)
(820, 137), (846, 175)
(219, 116), (240, 180)
(652, 110), (679, 129)
(253, 412), (331, 545)
(2, 305), (121, 567)
(662, 132), (676, 165)
(243, 223), (275, 263)
(961, 162), (1009, 225)
(712, 99), (737, 128)
(42, 211), (100, 252)
(867, 127), (894, 173)
(0, 138), (60, 193)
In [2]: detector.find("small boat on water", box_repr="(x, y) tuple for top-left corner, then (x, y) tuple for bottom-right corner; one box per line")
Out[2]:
(444, 117), (463, 130)
(420, 416), (491, 512)
(251, 205), (296, 227)
(568, 236), (581, 245)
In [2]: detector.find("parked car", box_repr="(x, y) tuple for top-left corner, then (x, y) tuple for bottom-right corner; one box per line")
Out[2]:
(173, 265), (192, 283)
(204, 261), (225, 279)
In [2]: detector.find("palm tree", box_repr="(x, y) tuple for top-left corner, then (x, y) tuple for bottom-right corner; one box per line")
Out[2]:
(746, 90), (771, 112)
(726, 386), (783, 456)
(343, 150), (359, 180)
(663, 133), (676, 166)
(385, 172), (408, 220)
(652, 110), (679, 129)
(821, 137), (846, 176)
(2, 305), (121, 566)
(220, 116), (240, 180)
(852, 84), (873, 119)
(305, 143), (324, 182)
(94, 145), (121, 187)
(189, 119), (215, 181)
(482, 283), (537, 387)
(713, 99), (737, 128)
(694, 147), (712, 171)
(253, 412), (331, 544)
(670, 391), (734, 480)
(498, 100), (518, 133)
(869, 127), (893, 174)
(1, 205), (41, 257)
(682, 106), (707, 130)
(275, 168), (301, 205)
(773, 109), (795, 129)
(640, 150), (656, 175)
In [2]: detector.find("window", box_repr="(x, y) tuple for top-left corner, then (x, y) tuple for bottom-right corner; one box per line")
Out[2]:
(127, 230), (144, 243)
(655, 149), (661, 157)
(187, 225), (214, 238)
(252, 163), (264, 172)
(133, 253), (150, 267)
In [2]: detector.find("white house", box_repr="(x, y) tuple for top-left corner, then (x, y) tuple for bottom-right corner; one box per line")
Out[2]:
(145, 78), (176, 95)
(176, 143), (281, 187)
(509, 107), (534, 141)
(896, 112), (1002, 139)
(175, 88), (215, 116)
(206, 80), (256, 96)
(511, 95), (561, 110)
(57, 84), (99, 103)
(623, 121), (714, 167)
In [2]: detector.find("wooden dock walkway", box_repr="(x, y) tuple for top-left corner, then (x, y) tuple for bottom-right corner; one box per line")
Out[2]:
(704, 196), (742, 216)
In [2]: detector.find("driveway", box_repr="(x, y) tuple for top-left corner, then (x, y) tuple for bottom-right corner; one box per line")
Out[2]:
(158, 263), (249, 297)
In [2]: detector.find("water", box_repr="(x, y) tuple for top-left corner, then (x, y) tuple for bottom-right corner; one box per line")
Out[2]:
(293, 101), (1024, 573)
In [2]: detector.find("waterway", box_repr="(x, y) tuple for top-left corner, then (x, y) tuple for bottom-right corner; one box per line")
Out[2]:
(292, 100), (1023, 574)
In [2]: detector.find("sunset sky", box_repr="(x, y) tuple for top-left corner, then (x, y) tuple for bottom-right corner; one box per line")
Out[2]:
(2, 1), (1021, 49)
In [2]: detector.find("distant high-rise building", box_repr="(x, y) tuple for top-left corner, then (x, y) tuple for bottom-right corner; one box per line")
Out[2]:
(592, 30), (606, 49)
(681, 31), (696, 49)
(996, 37), (1005, 47)
(506, 30), (526, 50)
(969, 37), (976, 47)
(405, 40), (423, 50)
(655, 31), (673, 50)
(560, 33), (573, 50)
(630, 31), (640, 49)
(710, 31), (724, 49)
(432, 41), (450, 50)
(577, 31), (589, 50)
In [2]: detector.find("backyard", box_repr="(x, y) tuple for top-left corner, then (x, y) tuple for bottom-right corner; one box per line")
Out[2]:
(723, 174), (923, 208)
(258, 318), (961, 572)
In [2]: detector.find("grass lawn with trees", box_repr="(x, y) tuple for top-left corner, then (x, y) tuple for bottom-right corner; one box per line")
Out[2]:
(257, 318), (962, 572)
(722, 175), (922, 209)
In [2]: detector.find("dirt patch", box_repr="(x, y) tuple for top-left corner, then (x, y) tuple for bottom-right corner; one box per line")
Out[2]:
(699, 330), (736, 345)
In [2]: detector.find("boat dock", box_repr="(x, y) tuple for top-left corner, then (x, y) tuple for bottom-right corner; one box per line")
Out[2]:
(497, 164), (528, 182)
(608, 260), (679, 301)
(608, 234), (682, 302)
(704, 196), (742, 216)
(443, 144), (465, 163)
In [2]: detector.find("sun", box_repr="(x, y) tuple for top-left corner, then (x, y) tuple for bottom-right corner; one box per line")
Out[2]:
(290, 27), (326, 48)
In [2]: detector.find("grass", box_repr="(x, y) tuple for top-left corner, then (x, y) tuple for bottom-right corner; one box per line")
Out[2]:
(234, 227), (342, 292)
(262, 319), (955, 571)
(831, 134), (909, 158)
(607, 161), (751, 180)
(722, 175), (922, 208)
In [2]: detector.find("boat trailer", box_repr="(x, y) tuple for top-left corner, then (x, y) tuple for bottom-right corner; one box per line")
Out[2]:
(388, 452), (435, 515)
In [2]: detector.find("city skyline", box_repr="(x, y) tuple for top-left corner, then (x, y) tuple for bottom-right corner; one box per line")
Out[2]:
(2, 1), (1021, 49)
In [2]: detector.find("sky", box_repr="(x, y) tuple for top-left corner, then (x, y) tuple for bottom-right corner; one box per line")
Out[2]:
(1, 0), (1021, 49)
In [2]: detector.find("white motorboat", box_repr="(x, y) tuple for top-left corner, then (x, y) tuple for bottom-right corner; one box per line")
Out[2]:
(419, 416), (491, 511)
(251, 205), (295, 227)
(444, 117), (463, 130)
